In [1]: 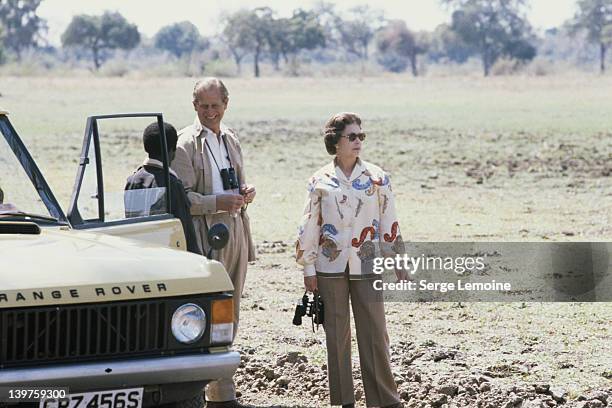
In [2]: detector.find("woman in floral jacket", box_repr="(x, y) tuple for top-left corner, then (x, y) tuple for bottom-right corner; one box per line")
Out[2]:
(296, 112), (405, 408)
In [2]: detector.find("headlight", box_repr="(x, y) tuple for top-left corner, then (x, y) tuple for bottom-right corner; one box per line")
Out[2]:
(171, 303), (206, 344)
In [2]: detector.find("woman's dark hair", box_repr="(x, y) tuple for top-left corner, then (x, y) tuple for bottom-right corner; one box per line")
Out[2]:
(323, 112), (362, 155)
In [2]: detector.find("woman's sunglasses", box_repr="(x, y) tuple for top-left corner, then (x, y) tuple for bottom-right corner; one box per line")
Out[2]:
(342, 132), (366, 142)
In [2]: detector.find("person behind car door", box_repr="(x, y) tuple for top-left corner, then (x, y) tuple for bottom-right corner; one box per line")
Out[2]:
(124, 121), (201, 255)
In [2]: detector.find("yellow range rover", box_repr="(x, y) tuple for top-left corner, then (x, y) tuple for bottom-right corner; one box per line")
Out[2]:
(0, 111), (239, 408)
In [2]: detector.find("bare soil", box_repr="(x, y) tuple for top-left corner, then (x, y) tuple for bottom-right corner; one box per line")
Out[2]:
(1, 76), (610, 408)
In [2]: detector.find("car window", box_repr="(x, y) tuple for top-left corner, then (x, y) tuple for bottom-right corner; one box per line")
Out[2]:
(74, 116), (171, 224)
(0, 117), (54, 218)
(123, 187), (167, 218)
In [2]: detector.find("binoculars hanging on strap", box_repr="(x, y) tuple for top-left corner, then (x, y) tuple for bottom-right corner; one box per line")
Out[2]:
(292, 291), (324, 332)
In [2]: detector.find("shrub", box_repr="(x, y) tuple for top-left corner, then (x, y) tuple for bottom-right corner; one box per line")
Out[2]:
(524, 58), (555, 76)
(202, 59), (236, 77)
(99, 60), (130, 77)
(491, 58), (522, 76)
(377, 52), (409, 73)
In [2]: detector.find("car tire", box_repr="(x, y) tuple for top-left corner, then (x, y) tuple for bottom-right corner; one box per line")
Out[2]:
(161, 393), (205, 408)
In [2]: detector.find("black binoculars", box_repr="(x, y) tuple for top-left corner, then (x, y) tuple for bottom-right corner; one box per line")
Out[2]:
(293, 291), (324, 330)
(220, 167), (240, 191)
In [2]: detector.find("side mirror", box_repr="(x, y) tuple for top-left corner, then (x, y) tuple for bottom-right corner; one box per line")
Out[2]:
(207, 223), (229, 258)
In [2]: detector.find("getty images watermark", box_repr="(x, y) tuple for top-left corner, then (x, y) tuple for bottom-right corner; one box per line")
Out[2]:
(367, 243), (611, 302)
(371, 253), (512, 293)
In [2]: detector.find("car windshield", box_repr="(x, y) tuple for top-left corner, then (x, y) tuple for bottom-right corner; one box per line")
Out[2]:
(0, 114), (62, 223)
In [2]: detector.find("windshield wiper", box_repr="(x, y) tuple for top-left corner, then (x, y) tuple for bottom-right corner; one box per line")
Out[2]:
(0, 212), (68, 225)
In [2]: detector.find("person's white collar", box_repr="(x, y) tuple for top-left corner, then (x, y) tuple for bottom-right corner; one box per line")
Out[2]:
(203, 124), (231, 139)
(334, 157), (366, 182)
(143, 157), (178, 178)
(193, 116), (230, 138)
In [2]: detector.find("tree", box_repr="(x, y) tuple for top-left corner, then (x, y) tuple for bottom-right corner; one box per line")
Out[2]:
(220, 7), (275, 77)
(376, 20), (428, 75)
(0, 25), (5, 64)
(335, 5), (385, 60)
(569, 0), (612, 73)
(267, 9), (326, 72)
(443, 0), (536, 76)
(286, 9), (326, 54)
(61, 11), (140, 70)
(0, 0), (47, 60)
(428, 23), (477, 63)
(154, 21), (208, 59)
(536, 27), (593, 65)
(311, 1), (341, 49)
(220, 10), (252, 74)
(247, 7), (275, 77)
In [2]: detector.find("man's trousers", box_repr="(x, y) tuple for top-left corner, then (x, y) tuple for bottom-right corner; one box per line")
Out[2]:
(199, 212), (249, 402)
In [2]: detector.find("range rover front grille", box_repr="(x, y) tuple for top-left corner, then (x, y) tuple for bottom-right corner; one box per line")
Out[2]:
(0, 300), (168, 367)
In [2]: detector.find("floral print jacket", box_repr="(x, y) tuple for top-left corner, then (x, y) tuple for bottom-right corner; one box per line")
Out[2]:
(296, 159), (404, 279)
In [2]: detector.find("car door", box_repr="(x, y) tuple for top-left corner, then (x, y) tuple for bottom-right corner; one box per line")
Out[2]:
(67, 113), (188, 251)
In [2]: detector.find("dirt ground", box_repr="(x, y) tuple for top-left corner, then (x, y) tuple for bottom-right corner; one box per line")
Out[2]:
(227, 111), (611, 404)
(1, 76), (610, 407)
(229, 250), (611, 408)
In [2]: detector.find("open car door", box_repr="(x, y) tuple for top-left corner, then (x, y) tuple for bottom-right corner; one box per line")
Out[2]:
(67, 113), (188, 251)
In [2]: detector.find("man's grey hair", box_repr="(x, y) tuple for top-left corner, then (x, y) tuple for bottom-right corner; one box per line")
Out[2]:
(192, 77), (229, 103)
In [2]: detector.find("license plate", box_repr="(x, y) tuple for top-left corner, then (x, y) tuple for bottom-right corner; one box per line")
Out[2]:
(39, 388), (143, 408)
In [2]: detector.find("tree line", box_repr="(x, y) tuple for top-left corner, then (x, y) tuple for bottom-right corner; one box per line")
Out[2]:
(0, 0), (611, 76)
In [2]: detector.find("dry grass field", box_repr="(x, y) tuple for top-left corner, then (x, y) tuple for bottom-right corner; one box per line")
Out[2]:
(1, 75), (611, 407)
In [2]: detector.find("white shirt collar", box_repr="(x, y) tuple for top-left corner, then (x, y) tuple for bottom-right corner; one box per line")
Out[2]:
(334, 157), (366, 182)
(142, 157), (178, 178)
(193, 116), (230, 139)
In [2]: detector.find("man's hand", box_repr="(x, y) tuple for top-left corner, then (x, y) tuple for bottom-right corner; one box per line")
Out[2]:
(304, 276), (318, 293)
(240, 184), (256, 204)
(216, 193), (244, 213)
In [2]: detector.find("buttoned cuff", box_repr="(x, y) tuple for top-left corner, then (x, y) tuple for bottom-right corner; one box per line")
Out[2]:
(189, 194), (217, 215)
(303, 264), (316, 277)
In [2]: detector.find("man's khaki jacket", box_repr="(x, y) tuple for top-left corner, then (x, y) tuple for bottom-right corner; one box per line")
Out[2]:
(172, 117), (256, 261)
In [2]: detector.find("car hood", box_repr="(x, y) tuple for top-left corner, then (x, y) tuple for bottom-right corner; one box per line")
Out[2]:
(0, 226), (233, 308)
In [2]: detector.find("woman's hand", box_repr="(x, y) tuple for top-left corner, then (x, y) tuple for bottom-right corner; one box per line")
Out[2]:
(304, 276), (318, 292)
(395, 268), (408, 282)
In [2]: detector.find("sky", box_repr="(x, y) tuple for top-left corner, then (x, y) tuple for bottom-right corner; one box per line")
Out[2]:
(38, 0), (578, 46)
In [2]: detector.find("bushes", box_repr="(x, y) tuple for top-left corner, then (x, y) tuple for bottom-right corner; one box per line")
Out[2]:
(0, 48), (600, 78)
(524, 58), (556, 76)
(377, 52), (409, 73)
(202, 59), (237, 77)
(490, 58), (526, 76)
(99, 60), (130, 77)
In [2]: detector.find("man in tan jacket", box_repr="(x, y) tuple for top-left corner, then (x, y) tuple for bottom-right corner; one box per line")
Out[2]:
(172, 77), (256, 408)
